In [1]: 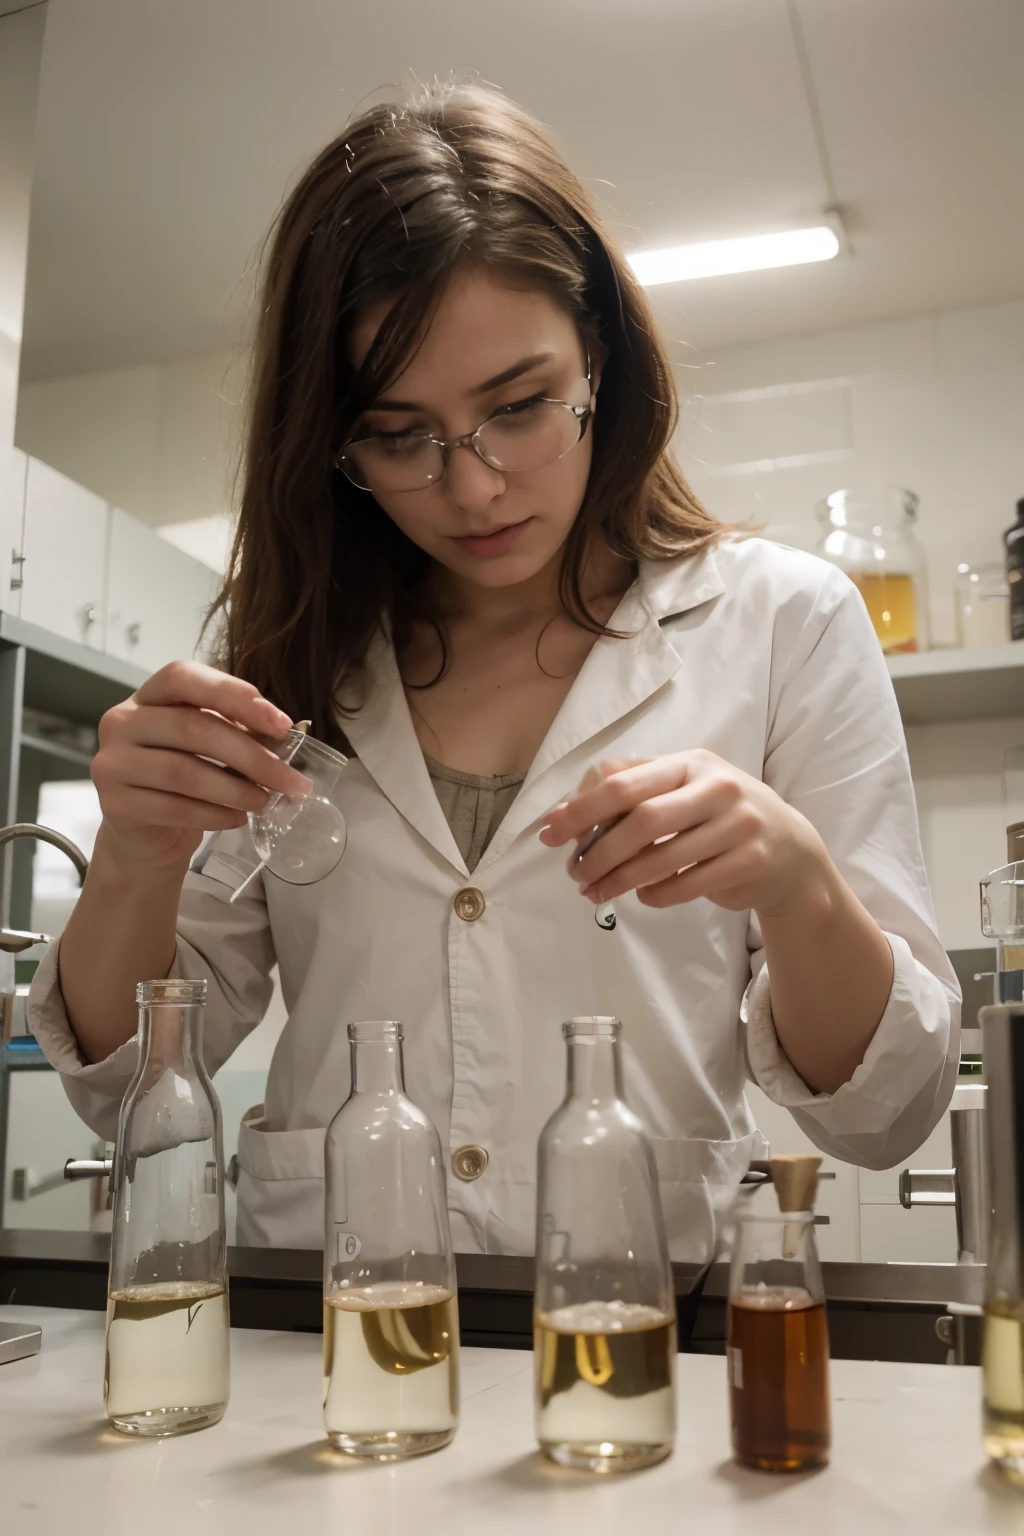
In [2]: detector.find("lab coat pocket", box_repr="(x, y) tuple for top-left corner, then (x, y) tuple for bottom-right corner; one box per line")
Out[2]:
(649, 1132), (763, 1263)
(234, 1113), (326, 1248)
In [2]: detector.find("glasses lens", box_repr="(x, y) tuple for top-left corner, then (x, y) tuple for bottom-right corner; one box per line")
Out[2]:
(476, 402), (582, 473)
(342, 435), (444, 492)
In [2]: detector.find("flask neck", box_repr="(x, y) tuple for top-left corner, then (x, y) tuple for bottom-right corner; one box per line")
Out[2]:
(138, 1003), (204, 1071)
(566, 1035), (623, 1104)
(350, 1036), (406, 1095)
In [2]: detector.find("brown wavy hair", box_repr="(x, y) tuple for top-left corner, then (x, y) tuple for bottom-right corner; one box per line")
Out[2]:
(212, 82), (722, 744)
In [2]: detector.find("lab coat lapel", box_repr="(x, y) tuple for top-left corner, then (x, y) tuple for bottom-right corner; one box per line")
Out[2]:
(474, 546), (727, 872)
(336, 632), (469, 876)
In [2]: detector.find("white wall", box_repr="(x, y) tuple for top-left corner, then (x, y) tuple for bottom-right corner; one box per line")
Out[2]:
(677, 297), (1024, 952)
(0, 4), (48, 599)
(15, 347), (241, 553)
(677, 296), (1024, 646)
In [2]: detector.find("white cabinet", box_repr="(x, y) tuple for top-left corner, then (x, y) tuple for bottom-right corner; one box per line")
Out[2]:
(105, 507), (219, 672)
(6, 446), (28, 613)
(18, 457), (108, 649)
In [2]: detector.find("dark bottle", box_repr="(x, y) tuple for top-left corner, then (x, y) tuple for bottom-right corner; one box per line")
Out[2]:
(1006, 498), (1024, 642)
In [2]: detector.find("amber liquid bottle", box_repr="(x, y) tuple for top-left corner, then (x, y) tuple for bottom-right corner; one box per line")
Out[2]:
(727, 1158), (830, 1472)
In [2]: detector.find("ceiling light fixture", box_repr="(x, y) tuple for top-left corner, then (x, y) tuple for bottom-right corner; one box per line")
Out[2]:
(626, 225), (840, 287)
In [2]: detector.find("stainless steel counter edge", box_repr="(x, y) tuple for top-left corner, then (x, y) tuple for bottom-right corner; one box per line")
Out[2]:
(0, 1230), (986, 1306)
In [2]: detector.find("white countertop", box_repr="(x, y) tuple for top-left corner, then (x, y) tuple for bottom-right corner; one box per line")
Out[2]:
(0, 1305), (1019, 1535)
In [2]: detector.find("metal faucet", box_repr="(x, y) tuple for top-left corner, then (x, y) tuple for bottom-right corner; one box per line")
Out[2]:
(0, 822), (89, 954)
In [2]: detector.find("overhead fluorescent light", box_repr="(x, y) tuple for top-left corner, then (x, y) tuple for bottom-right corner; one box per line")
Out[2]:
(627, 225), (840, 287)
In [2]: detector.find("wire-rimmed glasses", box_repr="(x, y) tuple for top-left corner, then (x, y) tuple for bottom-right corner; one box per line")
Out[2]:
(336, 375), (595, 493)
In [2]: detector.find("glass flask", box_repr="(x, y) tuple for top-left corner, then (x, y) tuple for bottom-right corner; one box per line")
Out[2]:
(727, 1206), (831, 1472)
(815, 487), (929, 653)
(534, 1016), (676, 1474)
(105, 980), (229, 1437)
(323, 1020), (459, 1460)
(239, 729), (348, 897)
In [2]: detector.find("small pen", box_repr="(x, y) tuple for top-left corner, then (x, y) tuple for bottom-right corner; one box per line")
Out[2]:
(576, 824), (617, 932)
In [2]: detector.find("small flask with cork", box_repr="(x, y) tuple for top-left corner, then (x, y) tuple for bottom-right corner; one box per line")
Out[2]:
(726, 1154), (831, 1471)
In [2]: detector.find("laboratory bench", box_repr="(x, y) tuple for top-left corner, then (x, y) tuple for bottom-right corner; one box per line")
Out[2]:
(0, 1229), (985, 1364)
(0, 1302), (1014, 1536)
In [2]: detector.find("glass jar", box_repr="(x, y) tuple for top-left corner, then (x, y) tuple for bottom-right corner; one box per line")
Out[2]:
(727, 1207), (830, 1471)
(105, 979), (229, 1437)
(323, 1020), (459, 1460)
(955, 563), (1011, 649)
(534, 1016), (676, 1474)
(815, 488), (929, 653)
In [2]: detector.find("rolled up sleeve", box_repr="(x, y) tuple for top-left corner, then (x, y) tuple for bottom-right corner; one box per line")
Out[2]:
(743, 566), (961, 1169)
(28, 830), (277, 1143)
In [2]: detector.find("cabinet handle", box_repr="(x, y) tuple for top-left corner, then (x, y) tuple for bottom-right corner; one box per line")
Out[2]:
(79, 602), (97, 633)
(125, 622), (141, 647)
(9, 549), (24, 592)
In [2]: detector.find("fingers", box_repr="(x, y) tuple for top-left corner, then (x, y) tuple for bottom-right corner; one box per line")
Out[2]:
(98, 746), (273, 815)
(135, 660), (292, 739)
(114, 784), (250, 833)
(128, 706), (311, 797)
(576, 799), (753, 904)
(635, 846), (759, 910)
(571, 774), (750, 893)
(539, 758), (682, 847)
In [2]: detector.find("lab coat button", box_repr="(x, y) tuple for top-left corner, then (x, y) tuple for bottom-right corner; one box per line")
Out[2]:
(454, 887), (486, 922)
(452, 1144), (489, 1181)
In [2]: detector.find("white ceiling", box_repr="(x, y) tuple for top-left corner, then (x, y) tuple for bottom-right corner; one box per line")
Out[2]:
(19, 0), (1024, 381)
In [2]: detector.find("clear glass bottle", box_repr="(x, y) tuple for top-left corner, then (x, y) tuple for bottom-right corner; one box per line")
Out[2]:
(534, 1016), (676, 1474)
(323, 1020), (459, 1460)
(980, 1000), (1024, 1482)
(105, 979), (229, 1437)
(815, 487), (929, 653)
(727, 1206), (831, 1471)
(955, 563), (1011, 649)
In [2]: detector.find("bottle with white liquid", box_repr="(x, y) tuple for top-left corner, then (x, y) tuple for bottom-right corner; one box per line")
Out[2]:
(105, 979), (229, 1436)
(534, 1016), (676, 1473)
(323, 1020), (459, 1460)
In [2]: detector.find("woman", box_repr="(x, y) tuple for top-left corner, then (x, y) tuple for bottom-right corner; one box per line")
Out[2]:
(30, 84), (959, 1255)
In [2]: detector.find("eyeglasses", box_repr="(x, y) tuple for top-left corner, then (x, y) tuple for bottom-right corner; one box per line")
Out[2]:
(336, 373), (595, 494)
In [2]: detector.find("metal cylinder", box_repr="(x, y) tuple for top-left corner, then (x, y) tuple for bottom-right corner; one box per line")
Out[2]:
(950, 1083), (990, 1263)
(980, 1003), (1024, 1296)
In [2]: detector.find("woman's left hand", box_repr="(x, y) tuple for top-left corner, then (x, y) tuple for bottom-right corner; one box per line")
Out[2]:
(539, 751), (833, 919)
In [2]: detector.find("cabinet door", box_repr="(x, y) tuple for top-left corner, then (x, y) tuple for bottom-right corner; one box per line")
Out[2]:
(5, 446), (28, 615)
(20, 457), (109, 648)
(105, 507), (220, 672)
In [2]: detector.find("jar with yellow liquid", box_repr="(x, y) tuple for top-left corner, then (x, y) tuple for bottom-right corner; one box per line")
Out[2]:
(815, 488), (929, 653)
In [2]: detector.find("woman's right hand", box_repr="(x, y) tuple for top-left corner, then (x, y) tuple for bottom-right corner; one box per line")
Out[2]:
(91, 660), (313, 877)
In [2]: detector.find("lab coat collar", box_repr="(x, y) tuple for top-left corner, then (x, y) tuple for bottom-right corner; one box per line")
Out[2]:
(337, 543), (726, 875)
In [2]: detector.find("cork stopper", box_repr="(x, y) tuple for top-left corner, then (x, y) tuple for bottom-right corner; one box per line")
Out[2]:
(770, 1154), (822, 1214)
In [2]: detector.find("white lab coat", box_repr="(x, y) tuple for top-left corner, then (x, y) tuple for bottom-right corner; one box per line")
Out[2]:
(30, 538), (961, 1258)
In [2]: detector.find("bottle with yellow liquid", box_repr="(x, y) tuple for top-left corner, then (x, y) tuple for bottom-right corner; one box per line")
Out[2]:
(105, 980), (229, 1437)
(816, 487), (929, 653)
(534, 1017), (676, 1473)
(323, 1020), (459, 1460)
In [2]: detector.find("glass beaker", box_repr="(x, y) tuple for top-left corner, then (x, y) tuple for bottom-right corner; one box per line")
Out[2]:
(727, 1208), (830, 1471)
(815, 487), (928, 653)
(323, 1020), (459, 1460)
(955, 563), (1011, 650)
(534, 1016), (676, 1473)
(244, 730), (348, 891)
(105, 980), (229, 1436)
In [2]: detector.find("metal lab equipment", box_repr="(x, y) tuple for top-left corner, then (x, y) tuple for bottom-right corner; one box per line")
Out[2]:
(899, 1082), (990, 1265)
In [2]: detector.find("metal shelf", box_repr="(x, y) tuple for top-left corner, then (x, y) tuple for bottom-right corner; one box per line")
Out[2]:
(888, 642), (1024, 724)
